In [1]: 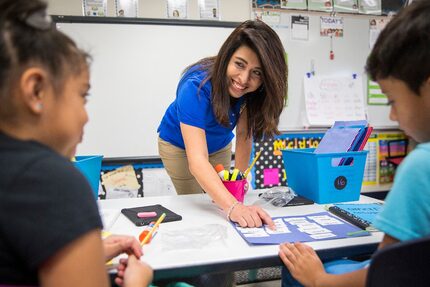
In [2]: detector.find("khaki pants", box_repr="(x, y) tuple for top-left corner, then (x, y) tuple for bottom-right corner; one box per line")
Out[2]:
(158, 137), (232, 195)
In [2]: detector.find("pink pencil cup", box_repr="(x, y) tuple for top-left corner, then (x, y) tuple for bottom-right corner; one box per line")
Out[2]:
(222, 179), (248, 203)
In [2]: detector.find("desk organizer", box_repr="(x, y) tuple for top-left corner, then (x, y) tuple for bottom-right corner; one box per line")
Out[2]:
(74, 155), (103, 199)
(281, 148), (368, 204)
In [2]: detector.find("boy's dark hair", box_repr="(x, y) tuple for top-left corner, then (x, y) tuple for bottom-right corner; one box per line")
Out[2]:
(366, 0), (430, 95)
(0, 0), (89, 120)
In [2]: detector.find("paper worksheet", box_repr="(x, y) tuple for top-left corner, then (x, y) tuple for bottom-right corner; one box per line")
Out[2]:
(233, 212), (369, 245)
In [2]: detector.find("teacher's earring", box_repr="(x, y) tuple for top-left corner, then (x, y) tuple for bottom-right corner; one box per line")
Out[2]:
(35, 103), (43, 111)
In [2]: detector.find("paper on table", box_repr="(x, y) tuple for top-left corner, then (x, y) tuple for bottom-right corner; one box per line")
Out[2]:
(99, 208), (121, 230)
(233, 211), (369, 245)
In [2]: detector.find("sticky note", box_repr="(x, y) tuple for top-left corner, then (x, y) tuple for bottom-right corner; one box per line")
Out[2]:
(264, 168), (280, 186)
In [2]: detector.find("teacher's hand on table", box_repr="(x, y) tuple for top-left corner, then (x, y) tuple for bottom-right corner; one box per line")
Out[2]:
(229, 204), (275, 229)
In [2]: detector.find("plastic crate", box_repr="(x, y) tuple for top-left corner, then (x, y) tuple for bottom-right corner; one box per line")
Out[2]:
(74, 155), (103, 199)
(281, 148), (368, 204)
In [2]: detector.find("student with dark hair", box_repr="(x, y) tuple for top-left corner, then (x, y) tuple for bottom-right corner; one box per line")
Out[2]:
(158, 20), (287, 228)
(279, 1), (430, 286)
(0, 0), (152, 286)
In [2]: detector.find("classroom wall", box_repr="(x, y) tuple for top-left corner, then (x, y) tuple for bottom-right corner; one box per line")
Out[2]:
(50, 1), (397, 158)
(47, 0), (251, 21)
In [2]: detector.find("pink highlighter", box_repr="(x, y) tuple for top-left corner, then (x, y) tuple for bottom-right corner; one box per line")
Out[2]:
(137, 211), (157, 218)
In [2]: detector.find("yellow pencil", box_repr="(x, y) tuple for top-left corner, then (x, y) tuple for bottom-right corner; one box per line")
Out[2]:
(140, 213), (166, 246)
(243, 149), (262, 179)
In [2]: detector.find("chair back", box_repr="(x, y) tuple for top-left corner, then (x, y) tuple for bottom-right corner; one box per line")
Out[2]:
(366, 236), (430, 287)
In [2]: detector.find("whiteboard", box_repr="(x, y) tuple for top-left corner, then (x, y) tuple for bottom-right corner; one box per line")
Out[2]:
(56, 15), (397, 158)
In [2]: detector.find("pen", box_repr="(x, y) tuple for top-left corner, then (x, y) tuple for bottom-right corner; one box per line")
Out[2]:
(140, 213), (166, 246)
(244, 149), (263, 178)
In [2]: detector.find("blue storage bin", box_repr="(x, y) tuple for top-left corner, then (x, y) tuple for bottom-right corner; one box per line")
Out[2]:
(281, 148), (368, 204)
(74, 155), (103, 199)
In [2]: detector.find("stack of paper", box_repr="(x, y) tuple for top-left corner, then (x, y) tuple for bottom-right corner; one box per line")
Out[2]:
(315, 120), (373, 165)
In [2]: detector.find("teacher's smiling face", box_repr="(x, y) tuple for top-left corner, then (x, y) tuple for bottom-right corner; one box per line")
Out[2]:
(227, 45), (263, 98)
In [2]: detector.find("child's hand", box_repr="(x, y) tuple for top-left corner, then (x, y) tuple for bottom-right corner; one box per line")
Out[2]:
(103, 234), (143, 261)
(279, 242), (325, 287)
(115, 255), (153, 287)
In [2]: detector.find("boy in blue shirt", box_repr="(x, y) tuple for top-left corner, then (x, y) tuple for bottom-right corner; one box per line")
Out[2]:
(279, 1), (430, 286)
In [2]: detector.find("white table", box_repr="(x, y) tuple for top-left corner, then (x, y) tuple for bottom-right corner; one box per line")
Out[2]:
(99, 192), (383, 280)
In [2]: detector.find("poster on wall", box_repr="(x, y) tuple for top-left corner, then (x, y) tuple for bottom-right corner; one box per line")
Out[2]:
(281, 0), (307, 10)
(167, 0), (188, 19)
(368, 79), (388, 105)
(362, 134), (378, 185)
(369, 17), (389, 48)
(82, 0), (107, 16)
(358, 0), (382, 15)
(303, 74), (366, 126)
(333, 0), (359, 13)
(291, 15), (309, 41)
(377, 133), (407, 184)
(320, 16), (344, 37)
(199, 0), (220, 20)
(252, 0), (281, 9)
(115, 0), (138, 17)
(308, 0), (333, 12)
(252, 10), (281, 26)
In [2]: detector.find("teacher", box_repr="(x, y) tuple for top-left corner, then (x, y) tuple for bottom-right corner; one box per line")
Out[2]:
(158, 20), (287, 228)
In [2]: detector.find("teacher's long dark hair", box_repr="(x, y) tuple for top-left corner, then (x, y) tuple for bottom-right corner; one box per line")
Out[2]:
(184, 20), (288, 140)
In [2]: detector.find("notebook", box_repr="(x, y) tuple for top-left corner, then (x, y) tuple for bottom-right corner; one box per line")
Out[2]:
(328, 203), (383, 231)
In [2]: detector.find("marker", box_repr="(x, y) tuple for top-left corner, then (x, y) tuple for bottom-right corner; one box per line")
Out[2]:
(215, 164), (226, 180)
(230, 168), (240, 181)
(236, 171), (243, 180)
(137, 211), (157, 218)
(223, 169), (230, 181)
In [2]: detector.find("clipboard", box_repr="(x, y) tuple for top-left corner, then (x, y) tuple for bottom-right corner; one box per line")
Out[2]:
(121, 204), (182, 226)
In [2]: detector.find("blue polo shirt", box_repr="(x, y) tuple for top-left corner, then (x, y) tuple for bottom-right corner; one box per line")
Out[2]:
(158, 67), (244, 154)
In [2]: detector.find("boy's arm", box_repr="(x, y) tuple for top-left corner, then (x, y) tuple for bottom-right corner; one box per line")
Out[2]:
(314, 269), (368, 287)
(280, 242), (367, 287)
(378, 233), (399, 249)
(280, 234), (401, 287)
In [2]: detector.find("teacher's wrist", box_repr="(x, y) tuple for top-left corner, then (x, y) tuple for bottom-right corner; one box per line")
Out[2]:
(226, 201), (241, 221)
